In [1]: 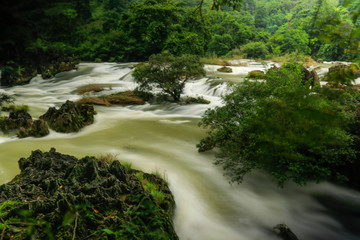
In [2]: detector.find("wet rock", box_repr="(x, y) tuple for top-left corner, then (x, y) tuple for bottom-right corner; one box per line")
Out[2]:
(1, 109), (33, 131)
(40, 100), (95, 133)
(273, 224), (299, 240)
(217, 66), (233, 73)
(316, 59), (323, 63)
(29, 119), (49, 137)
(0, 148), (178, 240)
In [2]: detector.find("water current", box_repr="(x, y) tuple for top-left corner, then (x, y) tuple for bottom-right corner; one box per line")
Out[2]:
(0, 62), (359, 240)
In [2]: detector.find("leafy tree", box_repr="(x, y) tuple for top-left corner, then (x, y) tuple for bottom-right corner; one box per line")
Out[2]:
(270, 26), (311, 54)
(207, 34), (233, 56)
(132, 52), (205, 101)
(198, 63), (356, 186)
(120, 0), (181, 61)
(240, 41), (269, 58)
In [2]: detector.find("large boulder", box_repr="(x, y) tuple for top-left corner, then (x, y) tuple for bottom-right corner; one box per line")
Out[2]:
(40, 100), (95, 133)
(0, 109), (33, 131)
(0, 148), (178, 240)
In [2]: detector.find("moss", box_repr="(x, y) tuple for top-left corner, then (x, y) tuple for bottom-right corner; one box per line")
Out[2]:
(1, 105), (29, 112)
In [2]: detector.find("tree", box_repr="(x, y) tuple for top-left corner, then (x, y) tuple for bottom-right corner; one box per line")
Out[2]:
(198, 63), (356, 186)
(132, 52), (205, 102)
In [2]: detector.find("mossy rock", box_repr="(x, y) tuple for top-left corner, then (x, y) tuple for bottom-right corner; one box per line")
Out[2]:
(246, 70), (265, 79)
(217, 66), (232, 73)
(40, 100), (95, 133)
(0, 148), (178, 240)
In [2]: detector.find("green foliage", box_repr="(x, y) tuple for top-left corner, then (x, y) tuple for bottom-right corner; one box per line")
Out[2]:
(207, 34), (234, 56)
(135, 173), (166, 205)
(198, 63), (356, 186)
(132, 52), (205, 101)
(271, 26), (311, 54)
(240, 41), (269, 59)
(122, 161), (133, 171)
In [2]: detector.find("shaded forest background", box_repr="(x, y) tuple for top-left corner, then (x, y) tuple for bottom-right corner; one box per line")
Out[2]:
(0, 0), (359, 85)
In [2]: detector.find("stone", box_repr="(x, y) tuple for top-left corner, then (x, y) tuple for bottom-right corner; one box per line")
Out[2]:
(40, 100), (95, 133)
(30, 119), (49, 137)
(1, 109), (33, 131)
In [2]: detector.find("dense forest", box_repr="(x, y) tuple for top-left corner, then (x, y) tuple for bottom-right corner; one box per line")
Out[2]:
(0, 0), (359, 85)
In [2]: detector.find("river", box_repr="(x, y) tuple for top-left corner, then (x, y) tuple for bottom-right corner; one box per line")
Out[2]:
(0, 62), (359, 240)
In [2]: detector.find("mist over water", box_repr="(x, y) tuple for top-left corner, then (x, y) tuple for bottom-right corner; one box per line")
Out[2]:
(0, 62), (359, 240)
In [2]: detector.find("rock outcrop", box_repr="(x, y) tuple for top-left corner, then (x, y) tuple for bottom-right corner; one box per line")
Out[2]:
(0, 148), (178, 240)
(0, 109), (33, 131)
(40, 100), (95, 133)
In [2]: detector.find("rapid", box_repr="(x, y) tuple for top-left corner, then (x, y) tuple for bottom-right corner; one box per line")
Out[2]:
(0, 62), (359, 240)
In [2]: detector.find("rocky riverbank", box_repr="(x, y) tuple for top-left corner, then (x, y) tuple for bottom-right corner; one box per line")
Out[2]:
(0, 148), (178, 239)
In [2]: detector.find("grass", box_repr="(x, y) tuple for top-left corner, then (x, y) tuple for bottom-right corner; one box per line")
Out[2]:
(1, 105), (29, 112)
(270, 51), (316, 66)
(135, 172), (166, 205)
(98, 153), (118, 164)
(122, 162), (132, 172)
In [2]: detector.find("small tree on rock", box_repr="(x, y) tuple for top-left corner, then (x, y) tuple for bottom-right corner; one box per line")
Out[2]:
(132, 52), (205, 102)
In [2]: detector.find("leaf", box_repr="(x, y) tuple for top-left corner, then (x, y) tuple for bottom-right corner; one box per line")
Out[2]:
(102, 229), (115, 235)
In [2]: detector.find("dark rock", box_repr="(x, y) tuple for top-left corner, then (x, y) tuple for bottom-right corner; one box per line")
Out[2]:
(0, 149), (178, 240)
(40, 100), (95, 133)
(317, 59), (324, 63)
(273, 224), (299, 240)
(30, 119), (49, 137)
(1, 109), (33, 131)
(17, 127), (30, 138)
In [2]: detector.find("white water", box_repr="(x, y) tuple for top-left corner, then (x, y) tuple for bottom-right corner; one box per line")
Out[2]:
(0, 62), (359, 240)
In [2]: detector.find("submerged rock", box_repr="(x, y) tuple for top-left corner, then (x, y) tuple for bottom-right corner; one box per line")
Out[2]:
(0, 148), (178, 240)
(273, 224), (299, 240)
(40, 100), (95, 133)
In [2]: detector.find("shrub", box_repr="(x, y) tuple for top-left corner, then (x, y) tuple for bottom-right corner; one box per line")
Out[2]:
(240, 42), (269, 59)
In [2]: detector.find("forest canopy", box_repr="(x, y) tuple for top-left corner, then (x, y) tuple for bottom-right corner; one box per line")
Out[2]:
(0, 0), (359, 85)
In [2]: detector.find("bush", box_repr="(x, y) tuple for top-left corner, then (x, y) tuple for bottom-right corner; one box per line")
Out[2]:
(240, 42), (269, 59)
(198, 63), (356, 186)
